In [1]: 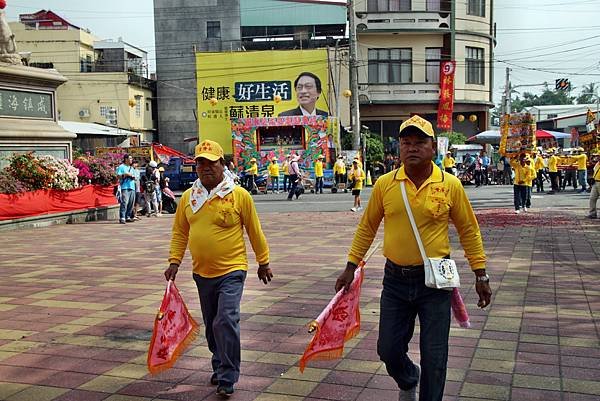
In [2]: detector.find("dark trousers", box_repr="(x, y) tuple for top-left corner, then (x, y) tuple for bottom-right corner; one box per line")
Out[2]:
(283, 174), (290, 192)
(270, 176), (279, 192)
(378, 262), (451, 401)
(513, 185), (527, 210)
(335, 173), (346, 186)
(244, 174), (256, 191)
(193, 270), (246, 385)
(536, 170), (544, 192)
(549, 171), (559, 192)
(526, 186), (532, 208)
(562, 170), (577, 190)
(119, 189), (135, 221)
(444, 167), (454, 175)
(287, 174), (299, 199)
(474, 170), (483, 186)
(315, 176), (324, 194)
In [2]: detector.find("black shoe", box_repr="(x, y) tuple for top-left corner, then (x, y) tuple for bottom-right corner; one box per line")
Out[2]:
(210, 373), (218, 385)
(216, 383), (234, 397)
(587, 214), (598, 219)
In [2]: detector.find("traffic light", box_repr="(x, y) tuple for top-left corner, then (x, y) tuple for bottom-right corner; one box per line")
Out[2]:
(555, 78), (570, 91)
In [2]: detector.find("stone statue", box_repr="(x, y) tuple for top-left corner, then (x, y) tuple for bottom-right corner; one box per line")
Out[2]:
(0, 1), (21, 65)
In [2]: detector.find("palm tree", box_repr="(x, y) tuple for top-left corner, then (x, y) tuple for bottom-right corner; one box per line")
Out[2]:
(576, 83), (598, 104)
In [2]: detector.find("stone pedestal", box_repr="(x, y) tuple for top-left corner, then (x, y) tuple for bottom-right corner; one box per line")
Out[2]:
(0, 62), (75, 167)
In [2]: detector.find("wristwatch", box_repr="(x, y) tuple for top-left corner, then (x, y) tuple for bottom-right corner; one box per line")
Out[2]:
(475, 274), (490, 283)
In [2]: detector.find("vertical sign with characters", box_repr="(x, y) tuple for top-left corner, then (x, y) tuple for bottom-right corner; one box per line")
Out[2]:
(437, 61), (456, 131)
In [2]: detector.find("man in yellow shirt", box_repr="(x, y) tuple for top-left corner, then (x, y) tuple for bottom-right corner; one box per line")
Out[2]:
(348, 159), (364, 211)
(268, 157), (280, 194)
(524, 156), (536, 210)
(442, 151), (456, 174)
(588, 152), (600, 218)
(333, 155), (347, 192)
(164, 140), (273, 397)
(572, 147), (588, 193)
(547, 148), (559, 194)
(510, 154), (533, 213)
(335, 115), (490, 401)
(314, 154), (325, 194)
(534, 152), (546, 193)
(282, 154), (291, 192)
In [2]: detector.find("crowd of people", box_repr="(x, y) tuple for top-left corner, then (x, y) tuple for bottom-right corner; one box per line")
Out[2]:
(115, 155), (173, 224)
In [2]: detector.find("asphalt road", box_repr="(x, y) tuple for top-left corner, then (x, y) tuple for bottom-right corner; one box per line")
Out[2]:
(249, 184), (592, 214)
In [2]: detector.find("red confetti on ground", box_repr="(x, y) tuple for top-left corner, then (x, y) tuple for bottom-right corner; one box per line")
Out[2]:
(475, 208), (578, 228)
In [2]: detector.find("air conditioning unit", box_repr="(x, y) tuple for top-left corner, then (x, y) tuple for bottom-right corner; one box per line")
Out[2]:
(79, 109), (90, 118)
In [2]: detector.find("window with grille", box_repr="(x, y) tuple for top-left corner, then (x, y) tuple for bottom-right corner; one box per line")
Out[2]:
(465, 47), (484, 85)
(425, 48), (442, 83)
(467, 0), (485, 17)
(135, 102), (141, 118)
(207, 21), (221, 39)
(367, 0), (411, 12)
(100, 106), (109, 117)
(368, 48), (412, 84)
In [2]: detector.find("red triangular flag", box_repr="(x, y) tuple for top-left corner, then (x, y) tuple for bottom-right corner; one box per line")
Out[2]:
(299, 262), (364, 372)
(147, 280), (199, 374)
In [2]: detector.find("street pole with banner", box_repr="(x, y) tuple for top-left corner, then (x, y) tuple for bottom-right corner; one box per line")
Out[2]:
(437, 61), (456, 132)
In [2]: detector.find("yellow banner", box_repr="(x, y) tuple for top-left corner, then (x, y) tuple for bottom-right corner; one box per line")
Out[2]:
(196, 50), (330, 153)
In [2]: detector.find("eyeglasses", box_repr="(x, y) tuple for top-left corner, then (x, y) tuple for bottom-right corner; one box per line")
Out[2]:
(296, 84), (315, 91)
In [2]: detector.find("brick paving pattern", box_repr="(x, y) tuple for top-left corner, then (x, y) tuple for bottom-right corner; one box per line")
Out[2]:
(0, 209), (598, 401)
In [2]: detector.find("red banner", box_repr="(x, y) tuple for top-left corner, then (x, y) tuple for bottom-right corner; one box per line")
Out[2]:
(437, 61), (456, 131)
(0, 185), (118, 221)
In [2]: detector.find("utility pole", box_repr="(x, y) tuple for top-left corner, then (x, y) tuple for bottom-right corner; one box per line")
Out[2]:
(504, 67), (511, 115)
(347, 0), (361, 150)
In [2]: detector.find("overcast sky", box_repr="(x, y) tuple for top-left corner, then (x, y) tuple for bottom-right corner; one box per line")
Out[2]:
(5, 0), (600, 108)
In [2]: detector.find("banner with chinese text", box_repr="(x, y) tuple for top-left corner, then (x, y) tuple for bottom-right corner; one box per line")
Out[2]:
(437, 61), (456, 131)
(196, 50), (330, 153)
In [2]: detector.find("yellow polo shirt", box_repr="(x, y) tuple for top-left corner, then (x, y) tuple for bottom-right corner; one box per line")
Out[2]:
(593, 162), (600, 181)
(334, 160), (346, 175)
(282, 161), (289, 175)
(348, 163), (486, 270)
(548, 155), (559, 173)
(349, 167), (364, 190)
(572, 154), (588, 170)
(247, 163), (258, 175)
(534, 156), (545, 170)
(511, 160), (532, 185)
(443, 156), (455, 168)
(268, 162), (280, 177)
(314, 161), (324, 178)
(169, 186), (269, 278)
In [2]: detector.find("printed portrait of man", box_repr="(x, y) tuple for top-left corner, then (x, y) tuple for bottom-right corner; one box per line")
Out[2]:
(278, 72), (329, 117)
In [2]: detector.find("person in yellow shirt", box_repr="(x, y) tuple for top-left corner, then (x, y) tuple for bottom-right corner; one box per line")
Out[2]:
(244, 158), (258, 192)
(348, 159), (364, 211)
(314, 154), (325, 194)
(282, 154), (291, 192)
(534, 152), (546, 193)
(335, 115), (490, 401)
(164, 140), (273, 397)
(268, 157), (280, 194)
(588, 153), (600, 218)
(442, 151), (456, 174)
(333, 155), (347, 193)
(547, 148), (559, 194)
(572, 147), (588, 193)
(524, 157), (536, 210)
(510, 153), (533, 213)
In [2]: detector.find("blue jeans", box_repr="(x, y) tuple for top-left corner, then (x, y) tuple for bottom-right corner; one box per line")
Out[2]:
(513, 185), (527, 210)
(577, 170), (587, 190)
(315, 176), (324, 193)
(270, 176), (279, 192)
(119, 189), (135, 221)
(193, 270), (246, 385)
(378, 262), (451, 401)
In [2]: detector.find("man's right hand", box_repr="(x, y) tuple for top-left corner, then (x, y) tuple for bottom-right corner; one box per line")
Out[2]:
(335, 262), (358, 292)
(164, 263), (179, 281)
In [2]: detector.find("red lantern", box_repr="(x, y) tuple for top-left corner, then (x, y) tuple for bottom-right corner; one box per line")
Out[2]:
(0, 0), (6, 9)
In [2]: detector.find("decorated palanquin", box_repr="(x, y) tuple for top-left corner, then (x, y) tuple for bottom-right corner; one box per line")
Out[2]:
(499, 113), (537, 158)
(231, 116), (339, 172)
(579, 109), (600, 156)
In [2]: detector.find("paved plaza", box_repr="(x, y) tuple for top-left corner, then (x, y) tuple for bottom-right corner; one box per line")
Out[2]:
(0, 202), (599, 401)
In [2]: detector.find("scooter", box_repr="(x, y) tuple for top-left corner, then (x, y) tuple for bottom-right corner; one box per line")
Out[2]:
(161, 187), (177, 214)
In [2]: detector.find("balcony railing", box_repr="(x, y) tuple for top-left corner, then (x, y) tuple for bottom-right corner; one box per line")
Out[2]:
(358, 82), (440, 103)
(355, 11), (451, 32)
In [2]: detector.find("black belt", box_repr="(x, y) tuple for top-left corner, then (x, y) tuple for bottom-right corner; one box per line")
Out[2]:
(385, 259), (425, 277)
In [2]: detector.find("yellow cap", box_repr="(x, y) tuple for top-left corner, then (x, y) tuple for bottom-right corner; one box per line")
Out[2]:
(250, 158), (256, 162)
(158, 167), (165, 172)
(399, 115), (435, 138)
(318, 154), (325, 159)
(272, 157), (277, 161)
(194, 140), (224, 161)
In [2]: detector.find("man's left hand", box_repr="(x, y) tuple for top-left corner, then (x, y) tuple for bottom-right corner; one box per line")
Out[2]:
(258, 264), (273, 284)
(475, 282), (492, 308)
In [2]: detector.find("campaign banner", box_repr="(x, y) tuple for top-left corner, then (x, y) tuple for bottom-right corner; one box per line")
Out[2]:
(437, 61), (456, 131)
(196, 50), (330, 153)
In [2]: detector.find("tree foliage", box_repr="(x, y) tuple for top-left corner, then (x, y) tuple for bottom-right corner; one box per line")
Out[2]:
(511, 84), (574, 112)
(438, 131), (467, 145)
(365, 132), (384, 164)
(576, 82), (598, 105)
